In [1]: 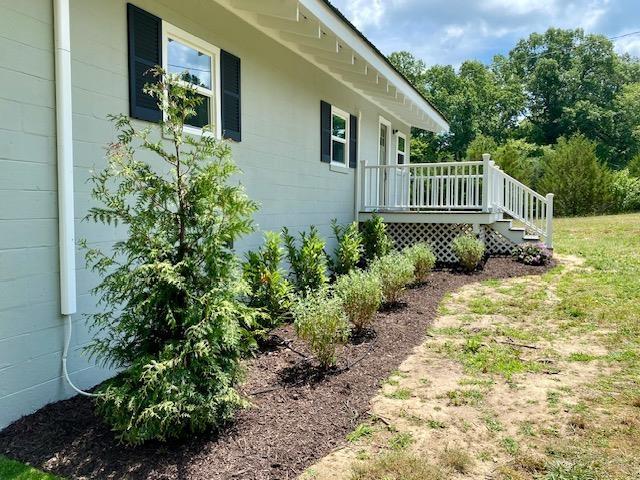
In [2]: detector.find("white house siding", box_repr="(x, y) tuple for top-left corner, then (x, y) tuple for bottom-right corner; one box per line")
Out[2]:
(0, 0), (411, 429)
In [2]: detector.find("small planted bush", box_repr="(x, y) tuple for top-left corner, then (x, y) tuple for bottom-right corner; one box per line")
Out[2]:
(292, 290), (350, 368)
(335, 269), (382, 332)
(361, 215), (393, 265)
(452, 234), (486, 272)
(331, 219), (363, 276)
(403, 243), (436, 283)
(243, 231), (292, 326)
(370, 252), (415, 304)
(512, 243), (552, 266)
(283, 226), (328, 294)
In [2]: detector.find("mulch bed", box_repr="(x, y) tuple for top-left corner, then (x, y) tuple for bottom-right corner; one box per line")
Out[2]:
(0, 258), (551, 480)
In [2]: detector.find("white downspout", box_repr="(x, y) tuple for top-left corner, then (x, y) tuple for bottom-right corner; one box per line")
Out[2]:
(54, 0), (76, 317)
(55, 0), (99, 397)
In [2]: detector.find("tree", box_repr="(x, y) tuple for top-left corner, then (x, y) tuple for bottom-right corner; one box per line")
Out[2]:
(83, 69), (258, 444)
(504, 28), (636, 166)
(538, 135), (610, 216)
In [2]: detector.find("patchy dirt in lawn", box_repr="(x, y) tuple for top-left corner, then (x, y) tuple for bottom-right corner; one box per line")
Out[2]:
(0, 258), (551, 480)
(304, 255), (624, 480)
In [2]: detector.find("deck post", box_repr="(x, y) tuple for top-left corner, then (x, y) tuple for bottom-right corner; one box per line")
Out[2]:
(482, 153), (492, 212)
(356, 159), (365, 217)
(545, 193), (554, 249)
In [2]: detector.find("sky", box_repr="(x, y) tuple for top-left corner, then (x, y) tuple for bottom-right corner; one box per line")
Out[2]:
(328, 0), (640, 67)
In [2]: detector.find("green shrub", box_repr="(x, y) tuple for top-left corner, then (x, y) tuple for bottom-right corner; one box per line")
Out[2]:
(293, 290), (350, 368)
(335, 269), (382, 332)
(243, 231), (292, 326)
(82, 69), (257, 444)
(452, 234), (485, 272)
(283, 225), (328, 294)
(361, 215), (393, 264)
(370, 252), (415, 304)
(403, 243), (436, 283)
(331, 219), (363, 276)
(628, 154), (640, 178)
(609, 169), (640, 213)
(538, 135), (610, 216)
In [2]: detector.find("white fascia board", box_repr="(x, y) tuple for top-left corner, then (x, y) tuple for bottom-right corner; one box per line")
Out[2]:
(299, 0), (449, 132)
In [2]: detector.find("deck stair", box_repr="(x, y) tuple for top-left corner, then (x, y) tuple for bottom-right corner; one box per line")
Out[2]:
(357, 154), (553, 260)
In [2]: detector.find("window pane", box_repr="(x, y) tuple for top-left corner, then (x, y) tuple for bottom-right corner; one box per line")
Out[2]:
(332, 140), (345, 164)
(186, 93), (210, 128)
(398, 136), (406, 153)
(332, 114), (346, 139)
(167, 38), (211, 89)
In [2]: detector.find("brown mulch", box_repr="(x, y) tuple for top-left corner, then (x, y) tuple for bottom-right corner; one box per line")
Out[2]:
(0, 258), (552, 480)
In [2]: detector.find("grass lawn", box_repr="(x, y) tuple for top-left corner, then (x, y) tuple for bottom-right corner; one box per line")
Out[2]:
(0, 456), (62, 480)
(306, 213), (640, 480)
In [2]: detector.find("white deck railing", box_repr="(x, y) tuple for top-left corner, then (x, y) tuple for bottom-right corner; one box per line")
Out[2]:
(360, 154), (554, 247)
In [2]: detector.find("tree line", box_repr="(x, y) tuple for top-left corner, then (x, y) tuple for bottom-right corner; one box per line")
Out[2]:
(389, 28), (640, 216)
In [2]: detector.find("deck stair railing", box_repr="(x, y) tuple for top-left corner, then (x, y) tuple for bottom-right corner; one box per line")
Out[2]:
(360, 153), (554, 248)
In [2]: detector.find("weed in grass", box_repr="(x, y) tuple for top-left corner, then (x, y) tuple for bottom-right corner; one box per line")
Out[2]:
(427, 419), (446, 429)
(398, 409), (425, 426)
(544, 461), (600, 480)
(444, 389), (484, 406)
(495, 465), (527, 480)
(388, 432), (414, 451)
(502, 437), (520, 456)
(440, 447), (474, 474)
(347, 424), (374, 443)
(385, 388), (412, 400)
(301, 468), (318, 479)
(351, 451), (444, 480)
(419, 377), (433, 386)
(568, 352), (597, 362)
(384, 378), (400, 386)
(632, 396), (640, 409)
(469, 297), (499, 315)
(547, 390), (561, 408)
(483, 414), (504, 432)
(519, 421), (536, 437)
(355, 450), (370, 461)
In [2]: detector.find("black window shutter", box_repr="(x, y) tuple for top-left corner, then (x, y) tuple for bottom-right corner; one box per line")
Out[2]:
(221, 50), (241, 141)
(349, 114), (358, 168)
(320, 101), (331, 163)
(127, 4), (162, 122)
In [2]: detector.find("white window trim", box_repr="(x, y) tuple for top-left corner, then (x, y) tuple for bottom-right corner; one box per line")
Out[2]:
(330, 105), (350, 167)
(396, 131), (407, 165)
(162, 21), (222, 138)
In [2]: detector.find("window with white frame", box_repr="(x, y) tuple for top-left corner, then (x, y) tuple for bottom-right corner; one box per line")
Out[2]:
(163, 23), (220, 134)
(331, 106), (350, 165)
(397, 133), (407, 165)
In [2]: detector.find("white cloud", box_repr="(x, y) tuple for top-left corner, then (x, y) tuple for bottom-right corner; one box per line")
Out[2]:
(342, 0), (385, 29)
(329, 0), (637, 66)
(615, 34), (640, 58)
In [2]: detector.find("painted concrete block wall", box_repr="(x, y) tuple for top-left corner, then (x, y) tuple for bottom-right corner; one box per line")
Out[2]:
(0, 0), (411, 428)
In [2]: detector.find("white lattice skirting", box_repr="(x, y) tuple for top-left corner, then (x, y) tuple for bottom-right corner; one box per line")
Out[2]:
(381, 223), (515, 263)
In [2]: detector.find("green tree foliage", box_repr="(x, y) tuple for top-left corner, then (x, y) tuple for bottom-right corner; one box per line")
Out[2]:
(538, 135), (611, 216)
(628, 154), (640, 178)
(243, 231), (292, 326)
(389, 29), (640, 168)
(330, 219), (363, 276)
(82, 69), (258, 444)
(282, 226), (328, 294)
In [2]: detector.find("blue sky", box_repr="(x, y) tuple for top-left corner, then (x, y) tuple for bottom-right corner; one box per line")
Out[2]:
(329, 0), (640, 67)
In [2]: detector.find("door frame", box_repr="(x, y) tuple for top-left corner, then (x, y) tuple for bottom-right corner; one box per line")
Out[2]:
(378, 116), (392, 206)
